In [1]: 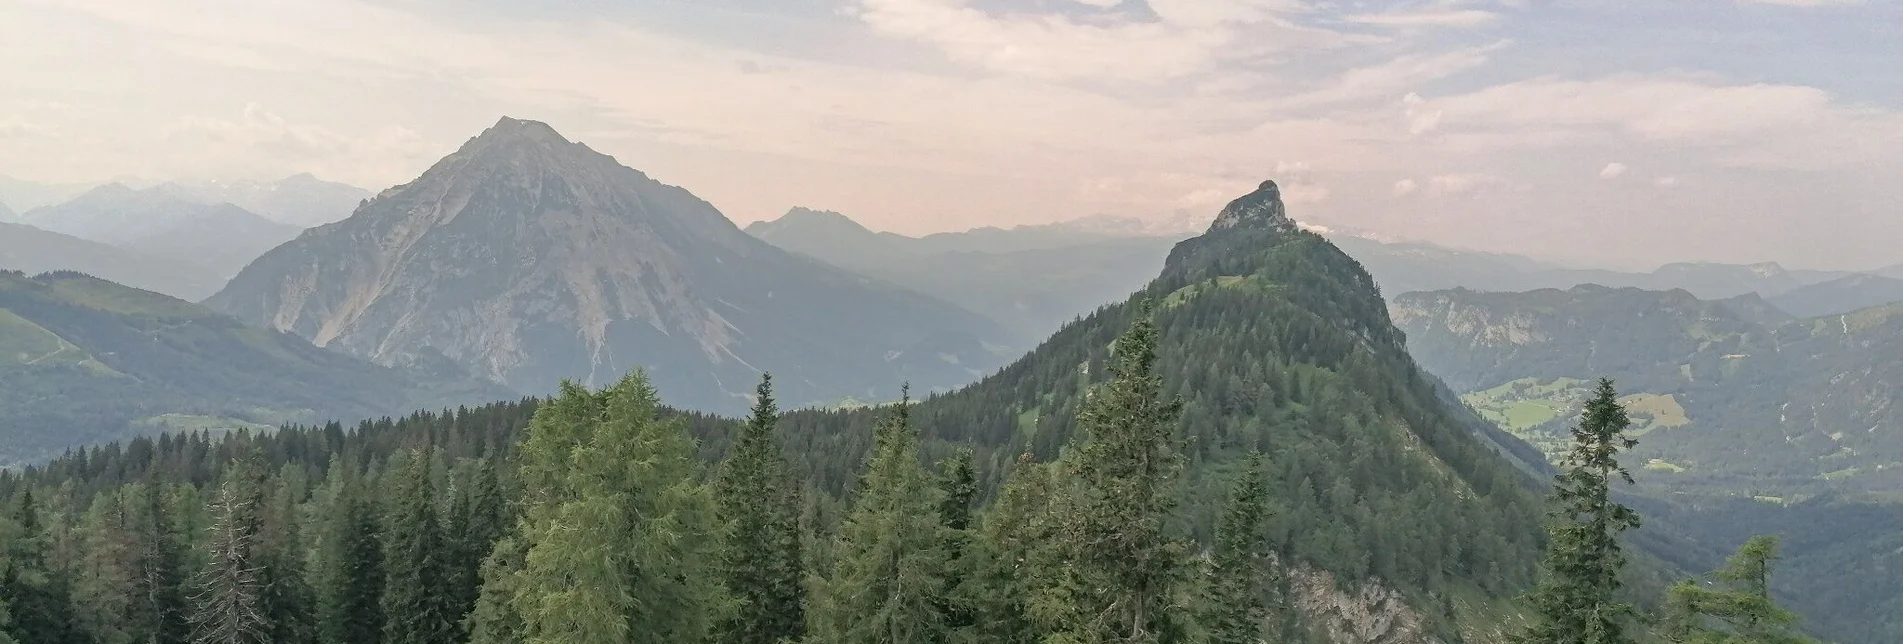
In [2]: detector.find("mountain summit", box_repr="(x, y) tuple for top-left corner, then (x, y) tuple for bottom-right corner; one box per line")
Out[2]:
(207, 117), (1010, 413)
(1208, 179), (1295, 232)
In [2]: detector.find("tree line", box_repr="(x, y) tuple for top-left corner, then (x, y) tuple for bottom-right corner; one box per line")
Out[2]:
(0, 312), (1822, 643)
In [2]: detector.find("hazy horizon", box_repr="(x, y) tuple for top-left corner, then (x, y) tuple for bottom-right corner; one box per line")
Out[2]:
(5, 0), (1899, 270)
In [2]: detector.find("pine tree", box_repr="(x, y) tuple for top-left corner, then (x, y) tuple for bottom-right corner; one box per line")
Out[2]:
(1663, 535), (1817, 644)
(188, 464), (270, 644)
(809, 387), (953, 644)
(74, 490), (140, 644)
(1513, 378), (1642, 644)
(4, 489), (84, 644)
(958, 454), (1061, 644)
(381, 450), (457, 644)
(128, 484), (191, 644)
(444, 454), (506, 641)
(487, 373), (724, 642)
(1198, 453), (1274, 644)
(714, 373), (808, 644)
(937, 449), (978, 634)
(260, 477), (317, 644)
(1045, 303), (1191, 644)
(464, 537), (526, 644)
(314, 462), (384, 644)
(0, 594), (13, 644)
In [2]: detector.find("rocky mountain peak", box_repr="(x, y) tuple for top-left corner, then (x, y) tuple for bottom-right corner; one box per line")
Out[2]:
(1208, 179), (1294, 233)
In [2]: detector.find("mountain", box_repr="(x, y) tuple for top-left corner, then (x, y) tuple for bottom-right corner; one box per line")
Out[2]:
(207, 117), (1013, 414)
(23, 183), (303, 277)
(0, 221), (227, 300)
(1391, 284), (1903, 495)
(760, 179), (1554, 640)
(0, 200), (14, 222)
(161, 173), (373, 227)
(0, 270), (510, 466)
(1768, 273), (1903, 318)
(1326, 236), (1559, 296)
(746, 208), (1184, 343)
(1330, 235), (1857, 300)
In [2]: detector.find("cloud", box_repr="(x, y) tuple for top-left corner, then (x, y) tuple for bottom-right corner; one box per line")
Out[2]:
(1425, 173), (1508, 197)
(849, 0), (1352, 82)
(1415, 75), (1903, 169)
(1653, 176), (1681, 188)
(158, 103), (435, 185)
(1343, 9), (1501, 28)
(1392, 178), (1419, 196)
(1599, 162), (1629, 179)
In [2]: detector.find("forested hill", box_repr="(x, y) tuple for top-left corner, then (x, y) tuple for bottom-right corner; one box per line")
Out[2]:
(0, 270), (512, 466)
(775, 180), (1554, 638)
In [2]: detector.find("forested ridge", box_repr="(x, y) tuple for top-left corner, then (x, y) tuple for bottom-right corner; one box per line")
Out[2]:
(0, 182), (1827, 643)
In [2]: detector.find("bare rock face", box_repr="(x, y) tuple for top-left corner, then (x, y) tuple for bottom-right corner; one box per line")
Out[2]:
(1289, 567), (1439, 644)
(208, 117), (1009, 413)
(1208, 180), (1296, 233)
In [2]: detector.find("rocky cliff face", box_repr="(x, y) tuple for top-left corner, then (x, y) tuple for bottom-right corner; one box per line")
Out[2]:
(207, 117), (1010, 413)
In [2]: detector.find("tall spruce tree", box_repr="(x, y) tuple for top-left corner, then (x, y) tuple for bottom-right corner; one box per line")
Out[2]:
(1513, 378), (1642, 644)
(187, 461), (270, 644)
(808, 387), (953, 644)
(1663, 536), (1817, 644)
(485, 373), (724, 642)
(128, 484), (191, 644)
(958, 454), (1061, 644)
(381, 450), (456, 644)
(1045, 303), (1191, 644)
(3, 489), (82, 644)
(443, 454), (506, 641)
(1198, 453), (1274, 644)
(714, 373), (808, 644)
(74, 490), (140, 644)
(936, 449), (979, 635)
(314, 462), (384, 644)
(260, 478), (316, 644)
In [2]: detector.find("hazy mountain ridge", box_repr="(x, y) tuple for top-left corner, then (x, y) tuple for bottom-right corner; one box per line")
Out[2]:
(0, 221), (228, 300)
(0, 269), (510, 466)
(1767, 273), (1903, 318)
(746, 207), (1187, 344)
(1332, 235), (1866, 302)
(160, 173), (372, 227)
(208, 117), (1013, 414)
(23, 183), (303, 278)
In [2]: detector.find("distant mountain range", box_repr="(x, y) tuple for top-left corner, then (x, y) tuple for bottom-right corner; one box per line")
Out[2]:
(209, 117), (1014, 414)
(0, 222), (227, 301)
(160, 173), (371, 227)
(746, 207), (1187, 343)
(1391, 284), (1903, 496)
(22, 183), (303, 278)
(1331, 234), (1903, 320)
(0, 269), (509, 466)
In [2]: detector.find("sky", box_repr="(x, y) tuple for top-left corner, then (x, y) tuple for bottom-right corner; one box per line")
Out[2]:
(2, 0), (1900, 270)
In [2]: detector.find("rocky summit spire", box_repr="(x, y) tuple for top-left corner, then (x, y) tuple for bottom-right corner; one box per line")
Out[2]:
(1208, 180), (1295, 233)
